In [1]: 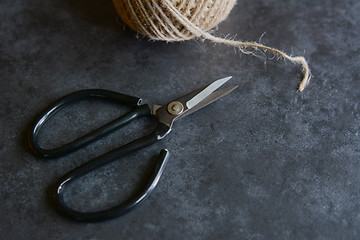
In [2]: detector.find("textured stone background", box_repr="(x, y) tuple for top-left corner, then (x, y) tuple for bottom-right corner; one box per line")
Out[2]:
(1, 0), (359, 239)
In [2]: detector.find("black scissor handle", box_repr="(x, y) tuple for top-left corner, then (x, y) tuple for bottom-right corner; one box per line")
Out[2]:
(54, 123), (170, 222)
(28, 89), (172, 221)
(28, 89), (149, 158)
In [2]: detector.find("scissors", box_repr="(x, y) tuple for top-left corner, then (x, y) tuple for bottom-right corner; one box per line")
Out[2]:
(28, 76), (237, 222)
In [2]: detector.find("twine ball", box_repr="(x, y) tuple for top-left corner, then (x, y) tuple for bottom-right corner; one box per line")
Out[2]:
(112, 0), (236, 41)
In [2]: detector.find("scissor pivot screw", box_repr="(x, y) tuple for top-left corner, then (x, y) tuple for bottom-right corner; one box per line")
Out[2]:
(167, 101), (184, 115)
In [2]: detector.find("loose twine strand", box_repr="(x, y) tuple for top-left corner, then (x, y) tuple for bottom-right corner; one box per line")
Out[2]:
(119, 0), (311, 91)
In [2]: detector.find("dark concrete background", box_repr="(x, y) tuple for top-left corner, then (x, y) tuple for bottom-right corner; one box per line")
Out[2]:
(1, 0), (359, 239)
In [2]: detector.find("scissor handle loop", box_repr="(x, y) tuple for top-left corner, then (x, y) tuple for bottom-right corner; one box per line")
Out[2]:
(28, 89), (149, 158)
(53, 123), (171, 222)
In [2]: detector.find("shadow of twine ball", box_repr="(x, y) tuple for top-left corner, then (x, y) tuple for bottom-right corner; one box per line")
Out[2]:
(112, 0), (236, 41)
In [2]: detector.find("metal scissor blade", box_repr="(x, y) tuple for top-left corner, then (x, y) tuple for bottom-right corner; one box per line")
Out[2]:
(154, 76), (236, 127)
(176, 85), (238, 121)
(186, 76), (232, 109)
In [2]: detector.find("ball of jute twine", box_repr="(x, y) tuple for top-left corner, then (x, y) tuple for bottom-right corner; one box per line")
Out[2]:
(113, 0), (311, 91)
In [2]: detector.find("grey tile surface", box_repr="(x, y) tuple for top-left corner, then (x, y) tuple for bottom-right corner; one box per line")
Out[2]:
(1, 0), (359, 239)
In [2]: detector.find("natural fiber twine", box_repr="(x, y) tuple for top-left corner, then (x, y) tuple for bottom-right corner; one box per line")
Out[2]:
(113, 0), (311, 91)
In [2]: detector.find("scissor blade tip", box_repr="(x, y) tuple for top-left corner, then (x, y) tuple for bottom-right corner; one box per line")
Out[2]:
(212, 76), (233, 88)
(217, 76), (232, 82)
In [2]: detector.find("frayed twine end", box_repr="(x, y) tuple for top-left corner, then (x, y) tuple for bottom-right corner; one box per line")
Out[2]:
(205, 34), (312, 91)
(292, 56), (311, 92)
